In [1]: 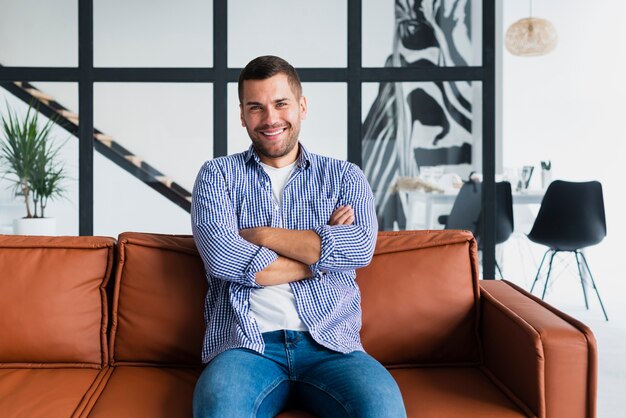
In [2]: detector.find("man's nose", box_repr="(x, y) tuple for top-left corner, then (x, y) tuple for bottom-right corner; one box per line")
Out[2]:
(263, 106), (279, 125)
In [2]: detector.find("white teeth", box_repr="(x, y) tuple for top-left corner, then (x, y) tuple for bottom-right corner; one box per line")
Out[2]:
(262, 129), (284, 136)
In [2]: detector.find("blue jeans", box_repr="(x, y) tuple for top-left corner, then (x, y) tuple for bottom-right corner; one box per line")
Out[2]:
(193, 330), (406, 418)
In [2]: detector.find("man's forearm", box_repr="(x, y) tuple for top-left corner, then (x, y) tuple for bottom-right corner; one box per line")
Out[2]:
(255, 255), (312, 285)
(240, 227), (321, 265)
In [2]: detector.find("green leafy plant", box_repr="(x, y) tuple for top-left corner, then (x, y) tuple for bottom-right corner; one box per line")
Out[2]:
(0, 102), (67, 218)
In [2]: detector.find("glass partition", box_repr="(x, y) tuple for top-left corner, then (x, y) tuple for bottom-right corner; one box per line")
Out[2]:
(94, 0), (213, 67)
(0, 0), (77, 67)
(228, 0), (347, 68)
(362, 0), (483, 68)
(94, 82), (213, 191)
(0, 82), (78, 234)
(93, 82), (212, 237)
(362, 80), (481, 230)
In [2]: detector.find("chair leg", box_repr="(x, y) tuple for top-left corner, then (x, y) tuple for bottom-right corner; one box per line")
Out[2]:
(495, 261), (504, 279)
(530, 250), (550, 294)
(579, 251), (609, 321)
(541, 251), (557, 300)
(574, 251), (590, 309)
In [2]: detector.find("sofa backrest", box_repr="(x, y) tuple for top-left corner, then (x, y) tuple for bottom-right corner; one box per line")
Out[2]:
(108, 230), (480, 367)
(358, 230), (481, 367)
(0, 235), (114, 368)
(109, 232), (207, 366)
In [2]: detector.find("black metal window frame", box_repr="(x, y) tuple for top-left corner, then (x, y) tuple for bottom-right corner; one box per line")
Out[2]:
(0, 0), (497, 278)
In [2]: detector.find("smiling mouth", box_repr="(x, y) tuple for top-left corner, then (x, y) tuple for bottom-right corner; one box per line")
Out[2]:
(259, 127), (286, 138)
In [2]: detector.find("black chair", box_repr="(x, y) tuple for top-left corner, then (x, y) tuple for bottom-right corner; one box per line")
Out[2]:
(439, 181), (514, 277)
(528, 180), (609, 320)
(439, 180), (482, 231)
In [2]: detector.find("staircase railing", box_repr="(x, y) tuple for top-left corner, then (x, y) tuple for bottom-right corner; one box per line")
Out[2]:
(0, 80), (192, 212)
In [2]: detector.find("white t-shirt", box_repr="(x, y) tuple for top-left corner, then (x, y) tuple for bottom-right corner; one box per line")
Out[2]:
(249, 161), (308, 333)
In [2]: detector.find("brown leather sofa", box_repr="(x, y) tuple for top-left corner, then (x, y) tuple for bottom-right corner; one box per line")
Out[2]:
(0, 230), (597, 417)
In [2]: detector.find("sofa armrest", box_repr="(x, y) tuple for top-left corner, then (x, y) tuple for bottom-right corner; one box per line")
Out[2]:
(480, 280), (597, 418)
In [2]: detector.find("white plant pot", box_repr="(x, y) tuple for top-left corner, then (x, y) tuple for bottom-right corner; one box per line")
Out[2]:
(13, 217), (57, 236)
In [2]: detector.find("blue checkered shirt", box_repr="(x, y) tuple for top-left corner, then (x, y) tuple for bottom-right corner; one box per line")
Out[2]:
(191, 144), (378, 363)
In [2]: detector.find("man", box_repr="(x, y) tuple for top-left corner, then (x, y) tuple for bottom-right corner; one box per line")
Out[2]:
(191, 55), (406, 418)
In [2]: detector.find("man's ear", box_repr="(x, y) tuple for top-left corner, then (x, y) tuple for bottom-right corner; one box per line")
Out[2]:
(240, 104), (245, 127)
(300, 96), (307, 120)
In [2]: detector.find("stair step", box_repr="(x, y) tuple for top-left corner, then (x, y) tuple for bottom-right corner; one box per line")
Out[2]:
(155, 176), (173, 188)
(57, 109), (79, 123)
(22, 87), (55, 102)
(94, 133), (114, 147)
(125, 155), (143, 167)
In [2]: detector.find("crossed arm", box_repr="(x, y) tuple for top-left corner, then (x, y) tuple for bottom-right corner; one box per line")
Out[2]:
(239, 205), (355, 286)
(192, 161), (376, 289)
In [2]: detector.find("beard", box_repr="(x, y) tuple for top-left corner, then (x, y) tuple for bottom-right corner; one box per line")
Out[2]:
(249, 122), (300, 160)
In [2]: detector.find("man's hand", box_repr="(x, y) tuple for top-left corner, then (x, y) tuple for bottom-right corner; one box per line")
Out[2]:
(329, 205), (354, 225)
(238, 204), (355, 266)
(238, 227), (268, 247)
(255, 256), (312, 285)
(239, 205), (354, 246)
(237, 204), (357, 285)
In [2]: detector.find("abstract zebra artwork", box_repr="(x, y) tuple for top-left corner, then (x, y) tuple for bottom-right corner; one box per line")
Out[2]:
(362, 0), (478, 230)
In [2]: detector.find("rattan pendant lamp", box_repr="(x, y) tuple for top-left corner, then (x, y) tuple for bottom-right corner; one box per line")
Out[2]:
(505, 0), (558, 56)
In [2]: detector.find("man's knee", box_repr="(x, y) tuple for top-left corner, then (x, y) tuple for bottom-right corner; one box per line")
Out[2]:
(355, 381), (406, 417)
(344, 368), (406, 417)
(192, 349), (289, 418)
(193, 377), (290, 418)
(297, 351), (406, 417)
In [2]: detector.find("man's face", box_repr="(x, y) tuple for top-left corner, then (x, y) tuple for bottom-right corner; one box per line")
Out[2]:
(240, 73), (307, 168)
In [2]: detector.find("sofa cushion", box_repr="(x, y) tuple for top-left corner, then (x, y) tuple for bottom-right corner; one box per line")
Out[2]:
(0, 235), (114, 366)
(390, 367), (527, 417)
(87, 366), (201, 418)
(358, 230), (481, 366)
(110, 233), (207, 365)
(0, 368), (105, 417)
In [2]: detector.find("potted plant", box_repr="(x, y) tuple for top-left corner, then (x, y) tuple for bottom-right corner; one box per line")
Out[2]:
(0, 102), (67, 235)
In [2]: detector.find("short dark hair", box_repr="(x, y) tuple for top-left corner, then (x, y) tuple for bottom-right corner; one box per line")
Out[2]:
(238, 55), (302, 103)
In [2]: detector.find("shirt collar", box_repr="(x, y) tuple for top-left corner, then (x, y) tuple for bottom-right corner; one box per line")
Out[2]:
(244, 143), (312, 170)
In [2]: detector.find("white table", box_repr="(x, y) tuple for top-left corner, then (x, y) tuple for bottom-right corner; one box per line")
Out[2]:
(396, 188), (544, 230)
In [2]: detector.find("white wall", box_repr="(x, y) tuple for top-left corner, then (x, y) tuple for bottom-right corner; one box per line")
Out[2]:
(501, 0), (626, 323)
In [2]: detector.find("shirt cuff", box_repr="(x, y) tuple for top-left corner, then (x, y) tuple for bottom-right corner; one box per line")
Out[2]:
(245, 246), (278, 288)
(310, 225), (336, 279)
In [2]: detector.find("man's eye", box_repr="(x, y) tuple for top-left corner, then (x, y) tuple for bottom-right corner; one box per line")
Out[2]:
(276, 102), (287, 108)
(250, 106), (262, 111)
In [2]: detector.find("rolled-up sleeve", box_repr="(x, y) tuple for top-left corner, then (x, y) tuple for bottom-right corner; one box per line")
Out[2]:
(309, 165), (378, 276)
(191, 161), (277, 287)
